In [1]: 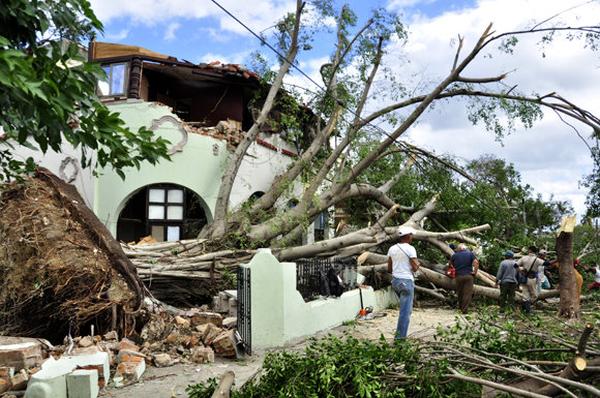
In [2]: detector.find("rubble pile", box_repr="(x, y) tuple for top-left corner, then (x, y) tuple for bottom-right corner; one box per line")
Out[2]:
(140, 310), (239, 366)
(0, 169), (144, 342)
(0, 308), (240, 397)
(186, 119), (243, 147)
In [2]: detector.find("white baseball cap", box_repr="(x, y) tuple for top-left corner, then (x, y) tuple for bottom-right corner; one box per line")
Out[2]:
(397, 226), (416, 237)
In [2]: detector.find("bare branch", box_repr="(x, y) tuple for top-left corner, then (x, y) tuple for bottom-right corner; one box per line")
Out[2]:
(452, 34), (464, 71)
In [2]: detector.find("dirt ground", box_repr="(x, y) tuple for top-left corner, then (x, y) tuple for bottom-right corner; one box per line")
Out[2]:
(100, 307), (458, 398)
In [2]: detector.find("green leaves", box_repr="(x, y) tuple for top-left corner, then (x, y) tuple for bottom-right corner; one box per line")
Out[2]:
(0, 0), (171, 181)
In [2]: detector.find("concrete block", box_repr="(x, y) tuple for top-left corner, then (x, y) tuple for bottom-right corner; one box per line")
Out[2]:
(26, 357), (70, 398)
(66, 369), (99, 398)
(64, 351), (110, 387)
(0, 337), (44, 371)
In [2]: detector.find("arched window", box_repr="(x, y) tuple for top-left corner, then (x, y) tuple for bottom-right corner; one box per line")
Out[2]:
(117, 184), (207, 243)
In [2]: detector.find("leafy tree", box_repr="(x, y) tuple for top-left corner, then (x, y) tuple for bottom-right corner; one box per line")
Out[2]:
(0, 0), (170, 180)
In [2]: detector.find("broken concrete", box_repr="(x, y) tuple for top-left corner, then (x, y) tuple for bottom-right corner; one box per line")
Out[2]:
(0, 337), (44, 371)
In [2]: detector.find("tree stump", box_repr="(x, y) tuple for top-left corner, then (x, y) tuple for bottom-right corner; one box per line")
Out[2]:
(556, 216), (580, 319)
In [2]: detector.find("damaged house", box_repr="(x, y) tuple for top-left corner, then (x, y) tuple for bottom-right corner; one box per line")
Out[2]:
(15, 41), (331, 244)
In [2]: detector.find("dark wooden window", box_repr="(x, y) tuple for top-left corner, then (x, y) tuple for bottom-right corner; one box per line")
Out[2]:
(117, 184), (207, 243)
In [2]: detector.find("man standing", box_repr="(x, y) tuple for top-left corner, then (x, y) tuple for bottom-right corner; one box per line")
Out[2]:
(387, 226), (420, 339)
(449, 243), (479, 314)
(516, 246), (544, 313)
(495, 251), (518, 311)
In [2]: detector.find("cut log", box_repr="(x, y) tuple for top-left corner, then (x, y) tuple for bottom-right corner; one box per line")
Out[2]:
(211, 371), (235, 398)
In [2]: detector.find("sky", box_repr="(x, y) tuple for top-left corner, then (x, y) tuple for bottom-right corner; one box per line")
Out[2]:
(89, 0), (600, 217)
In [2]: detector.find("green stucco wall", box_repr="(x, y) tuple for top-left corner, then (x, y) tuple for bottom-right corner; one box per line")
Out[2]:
(94, 101), (227, 235)
(243, 250), (397, 349)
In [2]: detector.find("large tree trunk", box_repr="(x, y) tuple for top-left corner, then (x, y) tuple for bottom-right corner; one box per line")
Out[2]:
(556, 216), (580, 319)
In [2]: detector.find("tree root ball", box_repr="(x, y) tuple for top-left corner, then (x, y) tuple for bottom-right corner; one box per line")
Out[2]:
(0, 169), (143, 343)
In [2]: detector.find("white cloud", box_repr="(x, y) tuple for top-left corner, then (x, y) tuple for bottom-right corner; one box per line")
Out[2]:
(377, 0), (600, 216)
(103, 28), (129, 41)
(199, 50), (252, 65)
(89, 0), (295, 36)
(164, 22), (181, 41)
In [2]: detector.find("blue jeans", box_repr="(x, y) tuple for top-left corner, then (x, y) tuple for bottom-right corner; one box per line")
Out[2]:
(391, 277), (414, 339)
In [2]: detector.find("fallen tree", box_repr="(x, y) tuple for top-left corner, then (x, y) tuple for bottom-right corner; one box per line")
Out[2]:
(0, 168), (145, 342)
(121, 3), (600, 306)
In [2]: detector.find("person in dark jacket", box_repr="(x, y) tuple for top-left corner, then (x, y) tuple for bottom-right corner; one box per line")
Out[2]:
(495, 250), (518, 311)
(449, 243), (479, 314)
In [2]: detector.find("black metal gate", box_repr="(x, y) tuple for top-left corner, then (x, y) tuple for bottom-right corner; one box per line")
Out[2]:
(237, 266), (251, 355)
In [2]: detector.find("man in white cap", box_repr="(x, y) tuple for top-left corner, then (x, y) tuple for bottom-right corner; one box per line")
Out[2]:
(387, 225), (420, 339)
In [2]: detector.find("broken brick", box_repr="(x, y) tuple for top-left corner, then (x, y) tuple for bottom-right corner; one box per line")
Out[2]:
(118, 338), (139, 353)
(212, 330), (238, 358)
(9, 369), (28, 390)
(113, 359), (146, 388)
(202, 323), (223, 346)
(190, 312), (223, 327)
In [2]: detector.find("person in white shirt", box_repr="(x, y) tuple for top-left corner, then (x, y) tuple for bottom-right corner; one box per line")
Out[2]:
(387, 226), (420, 339)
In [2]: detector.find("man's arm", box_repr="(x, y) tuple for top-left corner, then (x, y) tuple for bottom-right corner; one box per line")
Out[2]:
(496, 263), (504, 286)
(387, 257), (393, 273)
(409, 258), (420, 272)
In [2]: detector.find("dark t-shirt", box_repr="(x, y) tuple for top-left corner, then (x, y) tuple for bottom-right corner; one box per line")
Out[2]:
(451, 250), (476, 276)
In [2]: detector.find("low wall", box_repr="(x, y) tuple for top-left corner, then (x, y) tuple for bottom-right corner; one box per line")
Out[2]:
(243, 249), (397, 349)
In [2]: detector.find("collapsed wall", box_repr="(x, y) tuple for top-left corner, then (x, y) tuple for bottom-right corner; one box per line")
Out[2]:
(0, 168), (144, 343)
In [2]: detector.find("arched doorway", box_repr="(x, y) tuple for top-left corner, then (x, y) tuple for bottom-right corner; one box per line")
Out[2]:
(117, 183), (208, 243)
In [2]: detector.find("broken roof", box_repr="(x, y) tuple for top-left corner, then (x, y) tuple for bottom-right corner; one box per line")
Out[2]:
(90, 41), (259, 82)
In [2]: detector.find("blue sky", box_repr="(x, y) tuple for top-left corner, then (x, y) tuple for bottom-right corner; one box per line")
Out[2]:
(94, 0), (474, 65)
(89, 0), (600, 216)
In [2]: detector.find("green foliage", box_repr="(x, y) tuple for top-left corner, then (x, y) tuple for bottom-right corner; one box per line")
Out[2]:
(466, 93), (544, 142)
(0, 0), (171, 181)
(187, 335), (473, 398)
(436, 310), (572, 363)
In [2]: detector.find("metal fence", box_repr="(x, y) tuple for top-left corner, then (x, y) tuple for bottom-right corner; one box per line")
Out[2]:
(295, 256), (358, 302)
(237, 266), (251, 355)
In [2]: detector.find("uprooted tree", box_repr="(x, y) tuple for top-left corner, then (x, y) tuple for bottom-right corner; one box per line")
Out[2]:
(124, 2), (599, 308)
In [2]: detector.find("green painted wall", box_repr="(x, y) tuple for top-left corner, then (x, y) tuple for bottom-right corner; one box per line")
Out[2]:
(243, 250), (397, 349)
(94, 101), (228, 236)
